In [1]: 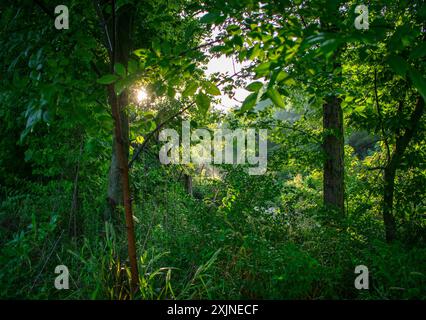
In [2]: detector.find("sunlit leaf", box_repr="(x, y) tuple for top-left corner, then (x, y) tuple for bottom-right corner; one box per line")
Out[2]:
(114, 63), (126, 77)
(200, 12), (220, 24)
(204, 82), (221, 96)
(267, 88), (285, 108)
(240, 92), (258, 112)
(183, 82), (198, 97)
(195, 93), (210, 115)
(97, 74), (119, 85)
(246, 81), (263, 92)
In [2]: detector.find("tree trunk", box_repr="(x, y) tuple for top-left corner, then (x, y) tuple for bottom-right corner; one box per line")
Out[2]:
(184, 174), (193, 196)
(102, 1), (139, 291)
(323, 95), (345, 214)
(104, 2), (133, 221)
(382, 96), (424, 242)
(320, 13), (345, 215)
(109, 88), (138, 291)
(383, 166), (397, 242)
(105, 92), (130, 221)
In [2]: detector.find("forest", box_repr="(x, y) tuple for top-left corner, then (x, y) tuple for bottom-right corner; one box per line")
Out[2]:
(0, 0), (425, 300)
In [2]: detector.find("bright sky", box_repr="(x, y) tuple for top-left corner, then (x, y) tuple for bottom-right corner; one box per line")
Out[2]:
(205, 55), (250, 111)
(203, 26), (251, 112)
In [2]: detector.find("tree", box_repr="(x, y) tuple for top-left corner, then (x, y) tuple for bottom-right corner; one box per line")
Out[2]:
(340, 0), (426, 241)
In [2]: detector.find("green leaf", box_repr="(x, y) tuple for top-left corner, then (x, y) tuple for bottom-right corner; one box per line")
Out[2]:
(114, 63), (126, 77)
(200, 12), (220, 24)
(388, 55), (408, 77)
(409, 43), (426, 60)
(267, 88), (285, 108)
(276, 71), (290, 82)
(254, 62), (271, 78)
(97, 74), (119, 85)
(133, 49), (147, 57)
(183, 82), (198, 97)
(42, 110), (52, 123)
(167, 86), (176, 99)
(246, 81), (263, 92)
(409, 69), (426, 101)
(144, 120), (156, 133)
(204, 82), (221, 96)
(240, 92), (258, 113)
(210, 45), (227, 54)
(115, 79), (126, 95)
(115, 77), (134, 96)
(24, 150), (33, 162)
(153, 81), (166, 96)
(232, 35), (244, 47)
(195, 93), (210, 115)
(226, 24), (241, 34)
(354, 105), (366, 115)
(20, 127), (32, 143)
(128, 60), (139, 74)
(248, 44), (261, 60)
(26, 109), (42, 129)
(316, 39), (340, 59)
(152, 40), (161, 57)
(141, 111), (155, 120)
(277, 71), (296, 86)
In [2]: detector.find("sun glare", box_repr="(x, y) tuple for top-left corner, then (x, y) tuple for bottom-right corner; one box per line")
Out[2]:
(136, 88), (148, 103)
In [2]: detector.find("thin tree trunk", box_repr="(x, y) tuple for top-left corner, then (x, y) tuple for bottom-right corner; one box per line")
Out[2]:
(106, 92), (130, 221)
(104, 0), (139, 291)
(323, 95), (345, 213)
(105, 2), (133, 221)
(184, 174), (193, 196)
(109, 87), (139, 291)
(382, 96), (424, 242)
(383, 166), (397, 242)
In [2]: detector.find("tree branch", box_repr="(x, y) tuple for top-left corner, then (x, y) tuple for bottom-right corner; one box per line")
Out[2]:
(374, 67), (391, 161)
(93, 0), (113, 58)
(128, 102), (195, 168)
(388, 95), (425, 169)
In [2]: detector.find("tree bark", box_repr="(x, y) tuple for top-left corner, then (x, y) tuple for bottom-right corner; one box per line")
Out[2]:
(184, 174), (193, 196)
(383, 96), (424, 242)
(104, 2), (133, 221)
(102, 0), (139, 291)
(323, 95), (345, 214)
(105, 92), (130, 221)
(320, 13), (345, 215)
(109, 87), (139, 291)
(383, 165), (397, 242)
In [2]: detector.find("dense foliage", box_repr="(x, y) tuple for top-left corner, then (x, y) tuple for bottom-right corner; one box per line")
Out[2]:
(0, 0), (425, 299)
